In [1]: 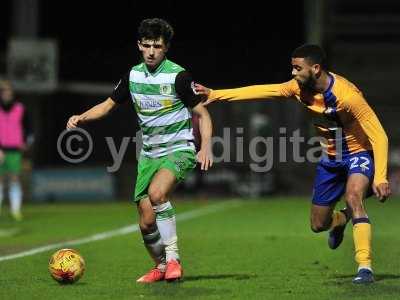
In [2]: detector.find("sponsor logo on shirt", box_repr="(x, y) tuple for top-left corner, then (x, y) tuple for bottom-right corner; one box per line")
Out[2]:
(160, 99), (173, 108)
(138, 99), (173, 110)
(138, 100), (162, 110)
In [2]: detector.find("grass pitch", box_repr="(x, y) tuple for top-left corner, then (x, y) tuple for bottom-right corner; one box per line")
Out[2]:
(1, 197), (400, 299)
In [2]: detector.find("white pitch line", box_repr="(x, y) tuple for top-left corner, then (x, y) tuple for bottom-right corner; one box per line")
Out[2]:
(0, 201), (240, 262)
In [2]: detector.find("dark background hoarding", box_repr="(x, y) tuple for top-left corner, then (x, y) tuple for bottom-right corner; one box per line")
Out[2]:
(2, 0), (400, 198)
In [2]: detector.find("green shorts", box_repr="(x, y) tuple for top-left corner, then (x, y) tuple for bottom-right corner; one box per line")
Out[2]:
(0, 151), (22, 176)
(134, 150), (196, 203)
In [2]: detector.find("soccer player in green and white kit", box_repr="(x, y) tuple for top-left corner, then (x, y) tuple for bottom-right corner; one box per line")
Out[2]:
(67, 18), (213, 283)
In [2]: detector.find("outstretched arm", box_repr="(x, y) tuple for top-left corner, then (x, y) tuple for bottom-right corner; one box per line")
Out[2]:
(67, 72), (130, 129)
(192, 103), (213, 170)
(67, 98), (118, 129)
(195, 80), (297, 105)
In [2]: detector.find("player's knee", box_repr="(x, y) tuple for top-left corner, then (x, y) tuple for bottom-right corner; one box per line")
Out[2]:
(148, 187), (166, 205)
(311, 224), (325, 233)
(311, 220), (330, 233)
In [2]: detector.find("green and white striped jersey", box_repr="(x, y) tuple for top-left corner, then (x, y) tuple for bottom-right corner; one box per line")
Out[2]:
(112, 59), (201, 158)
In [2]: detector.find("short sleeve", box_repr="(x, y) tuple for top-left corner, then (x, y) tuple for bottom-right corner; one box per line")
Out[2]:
(175, 71), (204, 108)
(110, 72), (130, 104)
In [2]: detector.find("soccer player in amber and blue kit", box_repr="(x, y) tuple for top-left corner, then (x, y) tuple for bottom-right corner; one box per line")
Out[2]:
(196, 44), (390, 284)
(67, 18), (213, 283)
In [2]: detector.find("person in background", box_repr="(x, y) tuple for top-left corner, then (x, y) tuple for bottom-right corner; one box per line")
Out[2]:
(0, 80), (34, 221)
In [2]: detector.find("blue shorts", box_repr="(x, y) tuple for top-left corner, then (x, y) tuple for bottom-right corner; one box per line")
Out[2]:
(312, 151), (374, 206)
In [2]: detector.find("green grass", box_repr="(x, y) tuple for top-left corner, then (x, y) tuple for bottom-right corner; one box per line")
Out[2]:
(1, 197), (400, 299)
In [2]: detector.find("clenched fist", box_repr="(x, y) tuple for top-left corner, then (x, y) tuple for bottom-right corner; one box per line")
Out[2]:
(66, 115), (83, 129)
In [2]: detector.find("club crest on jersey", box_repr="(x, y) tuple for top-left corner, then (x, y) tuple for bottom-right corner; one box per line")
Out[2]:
(160, 84), (172, 95)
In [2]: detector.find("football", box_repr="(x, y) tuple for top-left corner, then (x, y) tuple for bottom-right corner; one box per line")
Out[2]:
(48, 248), (85, 284)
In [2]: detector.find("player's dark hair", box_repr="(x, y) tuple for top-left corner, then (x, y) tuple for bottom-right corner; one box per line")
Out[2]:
(292, 44), (327, 69)
(138, 18), (174, 46)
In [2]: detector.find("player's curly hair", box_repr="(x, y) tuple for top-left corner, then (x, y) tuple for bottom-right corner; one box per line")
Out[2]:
(138, 18), (174, 46)
(292, 44), (327, 70)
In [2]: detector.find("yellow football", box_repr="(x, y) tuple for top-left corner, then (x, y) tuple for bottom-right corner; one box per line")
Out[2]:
(48, 248), (85, 284)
